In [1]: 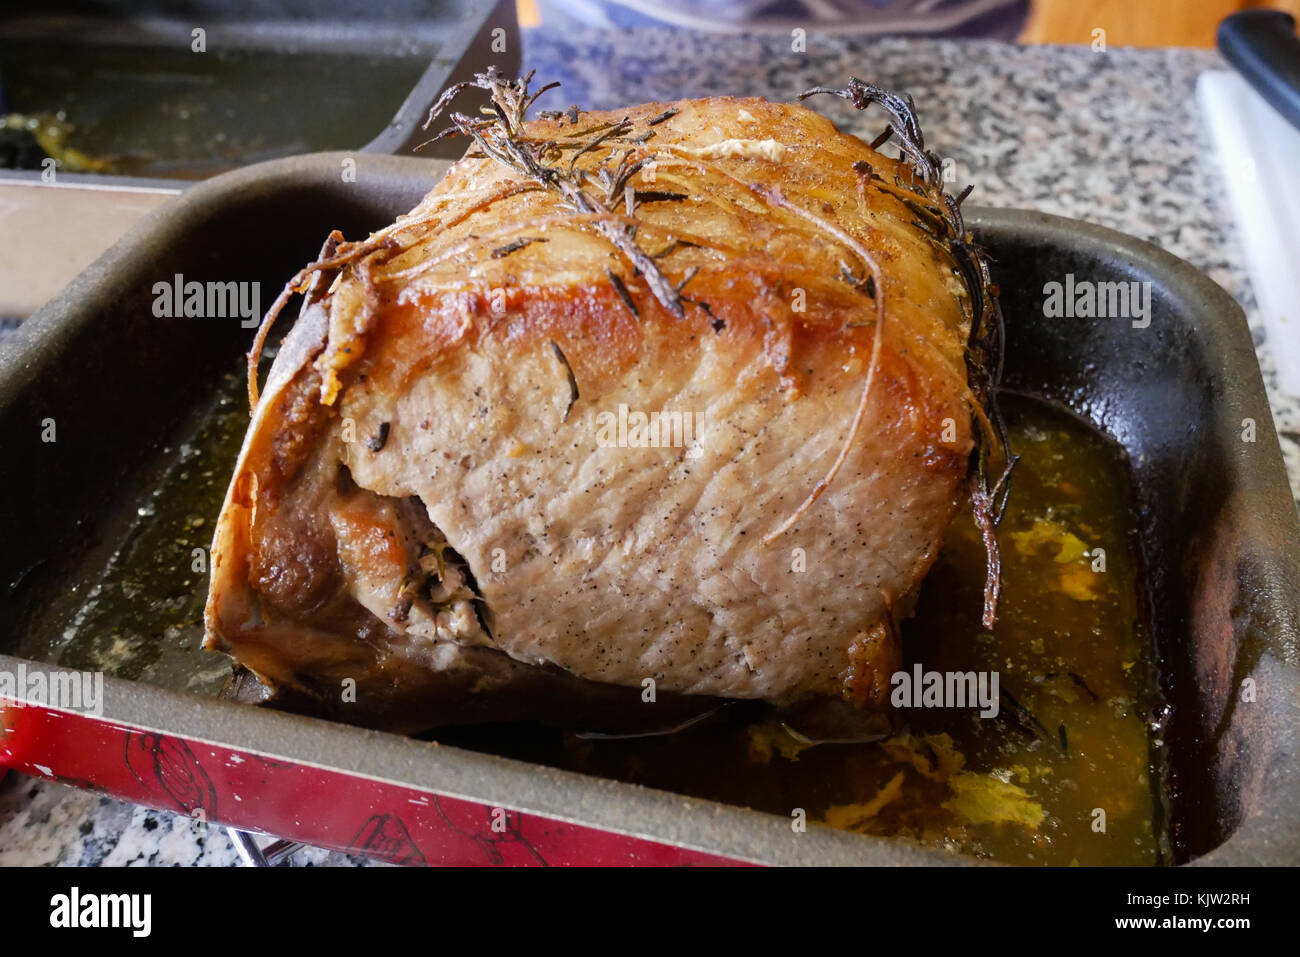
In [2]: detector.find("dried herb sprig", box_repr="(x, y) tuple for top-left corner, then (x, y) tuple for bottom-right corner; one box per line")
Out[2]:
(419, 67), (686, 320)
(550, 340), (579, 422)
(801, 77), (1016, 628)
(998, 685), (1054, 744)
(490, 236), (547, 259)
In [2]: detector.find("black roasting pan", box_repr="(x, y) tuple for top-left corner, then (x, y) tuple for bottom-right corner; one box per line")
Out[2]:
(0, 0), (520, 179)
(0, 150), (1296, 865)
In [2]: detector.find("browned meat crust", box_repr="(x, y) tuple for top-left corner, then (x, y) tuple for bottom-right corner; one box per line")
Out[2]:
(204, 92), (978, 731)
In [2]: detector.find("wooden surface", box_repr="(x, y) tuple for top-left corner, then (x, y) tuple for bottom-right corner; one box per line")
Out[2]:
(1021, 0), (1300, 48)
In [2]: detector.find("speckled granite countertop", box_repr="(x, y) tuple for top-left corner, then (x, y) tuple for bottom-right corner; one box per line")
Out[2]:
(2, 28), (1296, 866)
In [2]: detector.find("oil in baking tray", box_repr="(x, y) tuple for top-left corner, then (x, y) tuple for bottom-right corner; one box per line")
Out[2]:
(50, 361), (1170, 865)
(53, 363), (249, 694)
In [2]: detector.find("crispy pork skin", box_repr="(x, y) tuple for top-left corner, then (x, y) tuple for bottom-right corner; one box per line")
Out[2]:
(204, 94), (975, 731)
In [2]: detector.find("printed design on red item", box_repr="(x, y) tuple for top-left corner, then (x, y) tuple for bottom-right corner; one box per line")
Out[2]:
(433, 797), (548, 866)
(123, 732), (218, 819)
(348, 812), (427, 865)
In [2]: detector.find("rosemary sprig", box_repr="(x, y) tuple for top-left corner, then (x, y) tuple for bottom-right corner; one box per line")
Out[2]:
(419, 67), (686, 320)
(550, 340), (579, 422)
(801, 77), (1017, 629)
(490, 236), (548, 259)
(606, 268), (640, 320)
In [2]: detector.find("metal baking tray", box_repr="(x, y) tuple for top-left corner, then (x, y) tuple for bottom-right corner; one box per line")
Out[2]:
(0, 0), (518, 179)
(0, 151), (1296, 866)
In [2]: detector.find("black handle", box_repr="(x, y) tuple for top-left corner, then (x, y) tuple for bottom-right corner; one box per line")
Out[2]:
(1218, 10), (1300, 131)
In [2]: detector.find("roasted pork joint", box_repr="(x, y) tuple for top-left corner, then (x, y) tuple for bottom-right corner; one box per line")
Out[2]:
(203, 73), (1007, 735)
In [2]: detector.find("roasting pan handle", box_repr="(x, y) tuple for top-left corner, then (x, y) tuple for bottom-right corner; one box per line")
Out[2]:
(361, 0), (520, 160)
(1218, 10), (1300, 132)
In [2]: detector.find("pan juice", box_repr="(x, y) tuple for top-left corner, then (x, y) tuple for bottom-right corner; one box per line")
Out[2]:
(53, 360), (1168, 865)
